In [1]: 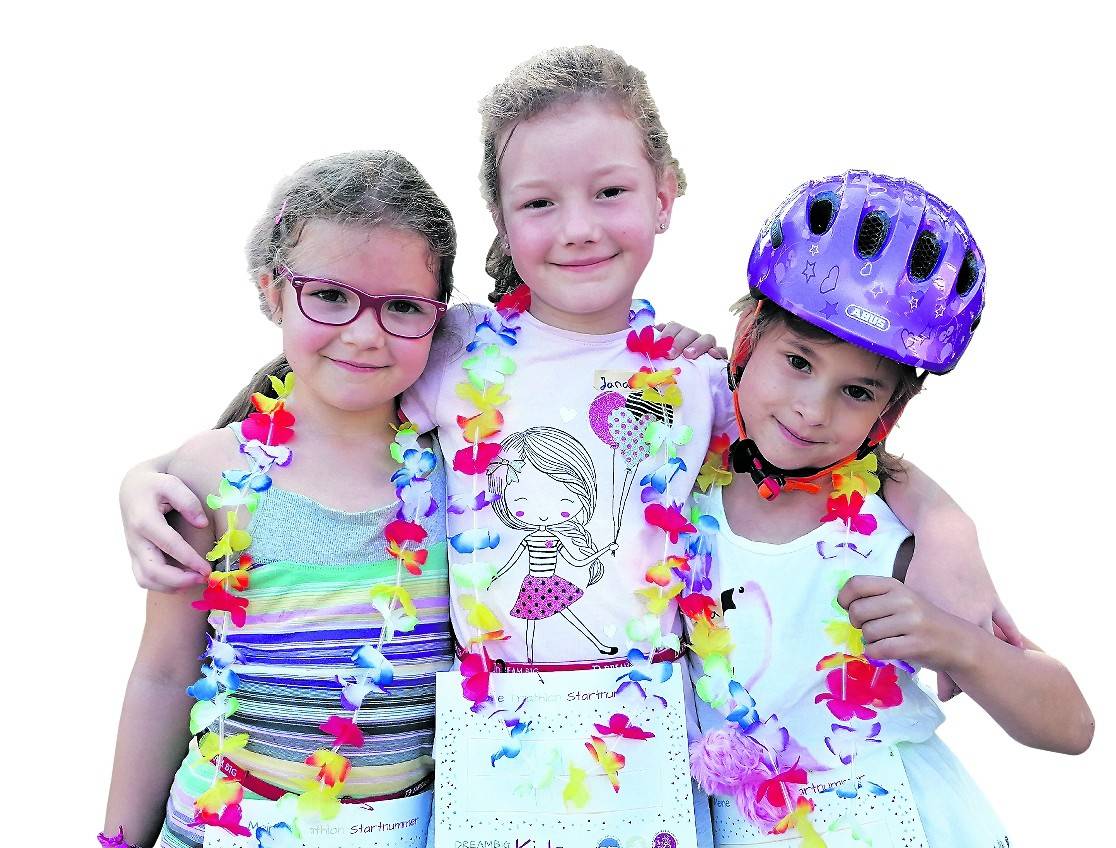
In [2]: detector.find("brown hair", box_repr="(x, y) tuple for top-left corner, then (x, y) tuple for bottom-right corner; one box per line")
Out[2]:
(478, 45), (685, 302)
(729, 294), (925, 483)
(217, 150), (456, 428)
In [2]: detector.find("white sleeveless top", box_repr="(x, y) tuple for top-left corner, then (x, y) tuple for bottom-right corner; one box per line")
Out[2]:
(694, 485), (944, 772)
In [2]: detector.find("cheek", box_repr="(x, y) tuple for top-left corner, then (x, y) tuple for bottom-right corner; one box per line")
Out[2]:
(737, 362), (779, 417)
(388, 337), (433, 379)
(506, 217), (549, 258)
(282, 319), (335, 358)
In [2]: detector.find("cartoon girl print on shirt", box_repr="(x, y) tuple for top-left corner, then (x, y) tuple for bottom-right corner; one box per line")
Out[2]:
(487, 426), (618, 663)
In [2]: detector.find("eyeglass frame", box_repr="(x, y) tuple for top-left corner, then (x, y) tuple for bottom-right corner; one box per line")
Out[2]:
(275, 264), (448, 339)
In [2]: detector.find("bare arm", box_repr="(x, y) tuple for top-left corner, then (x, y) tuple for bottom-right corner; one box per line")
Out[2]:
(104, 515), (213, 844)
(841, 575), (1094, 755)
(881, 461), (1023, 698)
(120, 451), (211, 589)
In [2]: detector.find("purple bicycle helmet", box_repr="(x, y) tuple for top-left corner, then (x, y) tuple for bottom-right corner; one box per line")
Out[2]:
(748, 171), (986, 373)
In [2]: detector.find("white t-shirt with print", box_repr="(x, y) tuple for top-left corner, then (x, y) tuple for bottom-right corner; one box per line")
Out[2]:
(402, 303), (735, 666)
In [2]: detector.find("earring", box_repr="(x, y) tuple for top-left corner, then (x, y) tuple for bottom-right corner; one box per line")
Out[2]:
(500, 237), (510, 252)
(658, 221), (668, 232)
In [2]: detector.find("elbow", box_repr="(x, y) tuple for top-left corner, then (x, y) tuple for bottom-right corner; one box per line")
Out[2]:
(1022, 707), (1094, 756)
(1058, 691), (1096, 755)
(1062, 710), (1095, 756)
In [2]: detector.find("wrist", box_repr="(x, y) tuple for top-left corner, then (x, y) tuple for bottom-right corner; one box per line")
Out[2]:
(935, 612), (986, 678)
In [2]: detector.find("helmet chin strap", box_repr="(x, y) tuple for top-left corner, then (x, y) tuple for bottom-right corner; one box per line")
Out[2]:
(728, 374), (906, 501)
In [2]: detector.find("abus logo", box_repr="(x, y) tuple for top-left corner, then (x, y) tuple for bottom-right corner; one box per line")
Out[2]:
(845, 304), (890, 332)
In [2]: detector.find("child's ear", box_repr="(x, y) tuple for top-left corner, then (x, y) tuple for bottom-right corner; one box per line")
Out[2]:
(655, 169), (680, 232)
(259, 272), (283, 323)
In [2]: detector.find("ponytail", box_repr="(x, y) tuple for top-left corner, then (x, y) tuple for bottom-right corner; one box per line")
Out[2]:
(485, 235), (523, 303)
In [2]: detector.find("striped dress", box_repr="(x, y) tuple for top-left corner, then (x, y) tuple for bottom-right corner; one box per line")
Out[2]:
(158, 450), (451, 847)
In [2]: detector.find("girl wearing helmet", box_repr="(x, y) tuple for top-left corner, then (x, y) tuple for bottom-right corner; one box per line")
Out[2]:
(686, 172), (1092, 846)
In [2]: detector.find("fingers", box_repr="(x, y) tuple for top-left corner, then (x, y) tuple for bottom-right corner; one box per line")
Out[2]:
(653, 322), (726, 360)
(139, 518), (211, 576)
(158, 476), (208, 528)
(130, 541), (208, 591)
(845, 592), (903, 628)
(860, 634), (920, 663)
(858, 611), (917, 645)
(991, 601), (1025, 648)
(935, 671), (962, 701)
(680, 333), (720, 359)
(659, 322), (694, 359)
(837, 575), (897, 610)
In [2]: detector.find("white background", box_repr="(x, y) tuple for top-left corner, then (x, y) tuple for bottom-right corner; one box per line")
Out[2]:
(4, 2), (1110, 844)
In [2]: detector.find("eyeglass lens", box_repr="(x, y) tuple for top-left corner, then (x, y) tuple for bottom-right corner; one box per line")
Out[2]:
(298, 281), (440, 337)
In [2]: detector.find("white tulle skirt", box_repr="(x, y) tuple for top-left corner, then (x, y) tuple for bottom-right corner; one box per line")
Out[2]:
(897, 734), (1009, 847)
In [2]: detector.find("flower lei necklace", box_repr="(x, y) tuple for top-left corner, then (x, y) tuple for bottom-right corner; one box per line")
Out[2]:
(451, 285), (718, 807)
(183, 373), (438, 842)
(685, 451), (913, 844)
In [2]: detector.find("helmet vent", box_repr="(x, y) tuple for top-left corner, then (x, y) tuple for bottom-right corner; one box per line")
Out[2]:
(770, 217), (783, 250)
(957, 250), (980, 296)
(856, 210), (891, 259)
(908, 230), (942, 281)
(970, 311), (983, 334)
(808, 191), (839, 235)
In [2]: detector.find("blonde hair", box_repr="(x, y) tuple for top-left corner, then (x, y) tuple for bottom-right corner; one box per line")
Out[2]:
(479, 45), (686, 301)
(729, 295), (925, 483)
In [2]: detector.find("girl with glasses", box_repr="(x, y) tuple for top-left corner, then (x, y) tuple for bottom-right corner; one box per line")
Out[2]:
(101, 150), (458, 848)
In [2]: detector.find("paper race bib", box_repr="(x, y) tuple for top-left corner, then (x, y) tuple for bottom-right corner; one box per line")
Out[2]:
(202, 791), (431, 848)
(434, 667), (697, 848)
(712, 746), (928, 847)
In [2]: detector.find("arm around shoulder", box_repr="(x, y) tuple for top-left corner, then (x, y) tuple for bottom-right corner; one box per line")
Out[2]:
(942, 623), (1094, 755)
(104, 435), (226, 844)
(120, 427), (248, 589)
(881, 461), (1003, 633)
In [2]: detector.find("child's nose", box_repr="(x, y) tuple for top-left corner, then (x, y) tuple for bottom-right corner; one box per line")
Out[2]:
(560, 201), (600, 245)
(793, 386), (831, 426)
(340, 305), (387, 347)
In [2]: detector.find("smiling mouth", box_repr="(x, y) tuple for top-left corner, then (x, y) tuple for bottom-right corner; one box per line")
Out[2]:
(775, 419), (823, 446)
(553, 254), (618, 271)
(328, 357), (386, 372)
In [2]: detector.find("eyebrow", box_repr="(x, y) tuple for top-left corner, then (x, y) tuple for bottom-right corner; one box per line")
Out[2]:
(506, 163), (644, 193)
(786, 339), (889, 389)
(299, 273), (436, 300)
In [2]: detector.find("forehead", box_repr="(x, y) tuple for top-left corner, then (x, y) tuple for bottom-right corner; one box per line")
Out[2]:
(289, 221), (438, 297)
(497, 96), (652, 186)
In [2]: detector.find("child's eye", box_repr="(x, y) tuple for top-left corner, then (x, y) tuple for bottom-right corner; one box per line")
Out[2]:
(844, 385), (875, 402)
(384, 298), (424, 315)
(523, 198), (552, 210)
(309, 287), (348, 304)
(786, 354), (811, 372)
(598, 186), (625, 199)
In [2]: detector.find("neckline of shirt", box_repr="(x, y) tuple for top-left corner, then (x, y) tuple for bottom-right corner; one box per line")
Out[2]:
(702, 484), (835, 555)
(518, 307), (633, 346)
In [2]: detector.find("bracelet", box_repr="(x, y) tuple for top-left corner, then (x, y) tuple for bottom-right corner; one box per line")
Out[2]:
(97, 827), (137, 848)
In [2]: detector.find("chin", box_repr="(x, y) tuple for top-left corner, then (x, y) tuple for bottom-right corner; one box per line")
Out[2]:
(548, 283), (637, 316)
(321, 374), (407, 411)
(753, 434), (834, 472)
